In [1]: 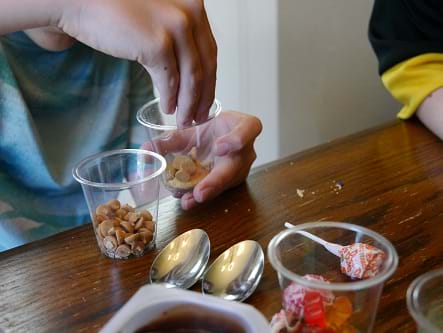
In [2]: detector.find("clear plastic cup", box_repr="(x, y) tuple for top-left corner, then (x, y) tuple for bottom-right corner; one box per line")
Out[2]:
(136, 98), (222, 197)
(407, 269), (443, 333)
(268, 221), (398, 333)
(73, 149), (166, 259)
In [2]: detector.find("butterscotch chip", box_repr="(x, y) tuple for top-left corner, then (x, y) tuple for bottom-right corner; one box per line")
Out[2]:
(175, 169), (190, 182)
(140, 210), (153, 221)
(96, 204), (111, 216)
(103, 236), (118, 251)
(139, 230), (153, 244)
(143, 220), (155, 233)
(96, 226), (104, 241)
(120, 221), (134, 234)
(126, 212), (139, 224)
(167, 162), (209, 190)
(181, 159), (196, 175)
(134, 217), (144, 230)
(172, 155), (193, 170)
(92, 214), (105, 228)
(99, 220), (114, 238)
(115, 244), (131, 258)
(91, 200), (155, 258)
(112, 218), (122, 227)
(165, 165), (177, 181)
(189, 147), (197, 160)
(115, 229), (126, 245)
(94, 214), (107, 223)
(96, 233), (104, 249)
(115, 208), (127, 219)
(122, 204), (135, 212)
(107, 199), (120, 211)
(124, 233), (140, 245)
(107, 227), (116, 236)
(131, 241), (145, 256)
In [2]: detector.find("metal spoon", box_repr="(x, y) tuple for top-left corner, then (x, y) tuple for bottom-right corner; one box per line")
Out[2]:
(201, 240), (264, 302)
(149, 229), (210, 289)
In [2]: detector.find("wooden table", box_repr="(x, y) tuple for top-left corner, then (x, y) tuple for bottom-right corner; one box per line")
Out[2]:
(1, 119), (442, 333)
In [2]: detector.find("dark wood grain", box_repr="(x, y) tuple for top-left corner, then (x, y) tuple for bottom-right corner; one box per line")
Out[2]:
(1, 119), (443, 333)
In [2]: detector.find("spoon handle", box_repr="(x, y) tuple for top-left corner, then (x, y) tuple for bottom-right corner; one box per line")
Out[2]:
(284, 222), (342, 257)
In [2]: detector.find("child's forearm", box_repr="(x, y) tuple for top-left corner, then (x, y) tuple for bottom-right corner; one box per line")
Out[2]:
(0, 0), (64, 35)
(0, 0), (217, 128)
(416, 87), (443, 140)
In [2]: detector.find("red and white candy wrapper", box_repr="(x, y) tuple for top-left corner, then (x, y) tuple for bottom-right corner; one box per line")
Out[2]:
(271, 310), (305, 333)
(283, 225), (387, 280)
(339, 243), (386, 279)
(283, 274), (335, 319)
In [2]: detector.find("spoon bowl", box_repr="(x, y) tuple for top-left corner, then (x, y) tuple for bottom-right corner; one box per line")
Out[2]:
(149, 229), (210, 289)
(201, 240), (264, 302)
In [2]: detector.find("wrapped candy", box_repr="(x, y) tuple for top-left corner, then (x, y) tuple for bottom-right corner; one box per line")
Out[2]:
(284, 223), (386, 279)
(338, 243), (385, 279)
(271, 309), (304, 333)
(283, 275), (335, 319)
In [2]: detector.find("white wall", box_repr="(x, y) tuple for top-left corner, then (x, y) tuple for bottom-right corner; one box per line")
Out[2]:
(278, 0), (399, 157)
(205, 0), (399, 165)
(205, 0), (279, 166)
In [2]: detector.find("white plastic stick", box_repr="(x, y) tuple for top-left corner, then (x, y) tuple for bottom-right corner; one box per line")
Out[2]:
(284, 222), (342, 257)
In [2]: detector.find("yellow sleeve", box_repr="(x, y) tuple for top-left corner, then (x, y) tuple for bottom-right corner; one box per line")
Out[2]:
(381, 53), (443, 119)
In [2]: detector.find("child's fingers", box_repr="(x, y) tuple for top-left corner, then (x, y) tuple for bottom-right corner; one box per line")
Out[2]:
(141, 44), (178, 116)
(192, 158), (239, 203)
(172, 20), (202, 128)
(215, 115), (262, 156)
(181, 192), (197, 210)
(192, 6), (217, 124)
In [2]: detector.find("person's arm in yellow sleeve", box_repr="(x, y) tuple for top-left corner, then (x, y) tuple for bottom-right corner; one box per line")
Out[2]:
(369, 0), (443, 139)
(417, 88), (443, 140)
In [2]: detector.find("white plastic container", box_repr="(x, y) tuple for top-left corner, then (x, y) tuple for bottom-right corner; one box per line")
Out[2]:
(100, 285), (270, 333)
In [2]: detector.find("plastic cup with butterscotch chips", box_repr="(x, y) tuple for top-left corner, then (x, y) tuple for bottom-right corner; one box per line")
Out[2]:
(136, 98), (222, 197)
(73, 149), (166, 259)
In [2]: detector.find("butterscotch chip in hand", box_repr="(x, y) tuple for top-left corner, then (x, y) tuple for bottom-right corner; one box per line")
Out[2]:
(172, 155), (193, 170)
(166, 147), (209, 191)
(175, 169), (191, 182)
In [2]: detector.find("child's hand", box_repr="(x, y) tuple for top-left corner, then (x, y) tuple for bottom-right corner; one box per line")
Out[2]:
(140, 111), (262, 209)
(59, 0), (217, 127)
(181, 111), (262, 210)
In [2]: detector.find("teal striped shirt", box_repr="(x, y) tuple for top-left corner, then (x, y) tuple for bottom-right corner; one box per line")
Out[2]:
(0, 32), (153, 251)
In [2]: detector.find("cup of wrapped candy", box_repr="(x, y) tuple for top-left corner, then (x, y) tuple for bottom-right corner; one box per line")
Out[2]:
(136, 98), (222, 197)
(407, 268), (443, 333)
(73, 149), (166, 259)
(267, 221), (398, 333)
